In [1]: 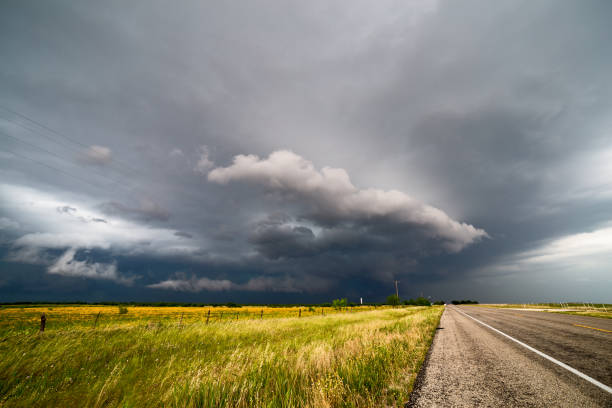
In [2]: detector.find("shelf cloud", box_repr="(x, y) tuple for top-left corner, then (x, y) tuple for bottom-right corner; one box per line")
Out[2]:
(209, 150), (488, 255)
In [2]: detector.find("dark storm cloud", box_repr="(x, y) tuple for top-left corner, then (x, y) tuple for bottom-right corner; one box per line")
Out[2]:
(206, 150), (487, 277)
(1, 0), (611, 302)
(249, 217), (318, 260)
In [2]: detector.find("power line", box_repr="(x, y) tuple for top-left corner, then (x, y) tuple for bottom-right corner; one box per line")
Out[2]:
(0, 105), (212, 209)
(3, 146), (106, 190)
(0, 130), (179, 206)
(0, 112), (139, 182)
(0, 113), (82, 156)
(4, 144), (211, 225)
(0, 125), (165, 204)
(0, 110), (139, 179)
(0, 130), (125, 191)
(0, 105), (142, 176)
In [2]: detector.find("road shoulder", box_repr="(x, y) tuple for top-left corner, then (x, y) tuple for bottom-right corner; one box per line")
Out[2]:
(407, 307), (610, 407)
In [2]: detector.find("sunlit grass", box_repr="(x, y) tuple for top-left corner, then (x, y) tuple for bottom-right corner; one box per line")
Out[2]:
(0, 305), (391, 333)
(551, 310), (612, 319)
(475, 303), (612, 319)
(0, 306), (443, 407)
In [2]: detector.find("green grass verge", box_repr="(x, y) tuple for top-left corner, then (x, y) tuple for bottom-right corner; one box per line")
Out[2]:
(474, 304), (612, 319)
(548, 310), (612, 319)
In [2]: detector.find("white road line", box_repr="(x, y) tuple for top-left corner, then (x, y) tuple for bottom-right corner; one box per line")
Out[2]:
(453, 306), (612, 395)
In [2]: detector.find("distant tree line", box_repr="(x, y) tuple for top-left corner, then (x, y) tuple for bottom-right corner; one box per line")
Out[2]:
(383, 296), (482, 306)
(403, 297), (433, 306)
(1, 298), (477, 308)
(1, 301), (371, 308)
(332, 298), (347, 309)
(385, 295), (446, 307)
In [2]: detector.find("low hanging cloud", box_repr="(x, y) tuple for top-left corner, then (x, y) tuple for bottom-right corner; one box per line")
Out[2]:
(80, 145), (112, 165)
(193, 145), (214, 174)
(48, 248), (135, 285)
(208, 150), (487, 255)
(147, 274), (325, 293)
(148, 276), (233, 292)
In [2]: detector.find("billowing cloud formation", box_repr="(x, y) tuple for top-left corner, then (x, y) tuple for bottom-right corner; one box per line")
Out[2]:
(49, 248), (135, 285)
(81, 145), (112, 165)
(209, 150), (487, 253)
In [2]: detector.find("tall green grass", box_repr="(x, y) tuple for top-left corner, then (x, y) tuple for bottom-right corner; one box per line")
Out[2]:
(0, 307), (443, 407)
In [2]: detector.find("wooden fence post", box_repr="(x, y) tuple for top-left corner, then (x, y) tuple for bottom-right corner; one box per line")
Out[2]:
(39, 313), (46, 332)
(206, 309), (210, 324)
(179, 312), (184, 328)
(93, 312), (100, 328)
(299, 309), (301, 318)
(235, 312), (239, 321)
(260, 309), (263, 319)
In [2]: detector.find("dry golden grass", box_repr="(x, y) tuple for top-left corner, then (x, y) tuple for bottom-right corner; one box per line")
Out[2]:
(0, 305), (390, 331)
(0, 306), (443, 407)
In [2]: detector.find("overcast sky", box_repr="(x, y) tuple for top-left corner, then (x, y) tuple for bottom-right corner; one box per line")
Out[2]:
(1, 0), (611, 303)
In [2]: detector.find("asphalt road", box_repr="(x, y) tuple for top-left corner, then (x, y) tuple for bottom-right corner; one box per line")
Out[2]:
(409, 306), (612, 407)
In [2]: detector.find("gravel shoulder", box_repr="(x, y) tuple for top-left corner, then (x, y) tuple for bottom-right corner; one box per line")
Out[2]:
(408, 306), (612, 407)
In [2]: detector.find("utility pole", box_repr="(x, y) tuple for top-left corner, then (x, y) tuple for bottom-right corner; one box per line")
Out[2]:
(394, 280), (400, 299)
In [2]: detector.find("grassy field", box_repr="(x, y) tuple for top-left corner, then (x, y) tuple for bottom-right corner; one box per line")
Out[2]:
(475, 303), (612, 319)
(0, 305), (388, 334)
(0, 305), (443, 407)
